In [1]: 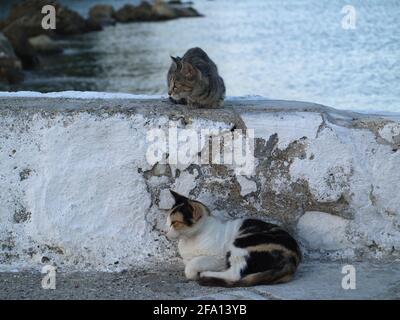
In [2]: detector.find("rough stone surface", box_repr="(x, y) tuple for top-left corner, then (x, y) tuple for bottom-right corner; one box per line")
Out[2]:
(297, 211), (350, 250)
(0, 95), (399, 272)
(0, 262), (399, 299)
(236, 175), (257, 196)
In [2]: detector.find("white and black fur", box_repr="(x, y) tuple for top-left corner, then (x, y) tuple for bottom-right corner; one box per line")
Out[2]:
(165, 190), (301, 287)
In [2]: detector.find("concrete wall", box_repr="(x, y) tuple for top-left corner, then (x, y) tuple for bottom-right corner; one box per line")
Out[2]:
(1, 94), (399, 271)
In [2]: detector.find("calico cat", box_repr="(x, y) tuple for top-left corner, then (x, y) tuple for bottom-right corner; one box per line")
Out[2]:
(167, 47), (225, 108)
(165, 190), (301, 287)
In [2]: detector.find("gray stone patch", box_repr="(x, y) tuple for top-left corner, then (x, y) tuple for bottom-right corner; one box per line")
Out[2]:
(19, 168), (32, 181)
(13, 207), (31, 223)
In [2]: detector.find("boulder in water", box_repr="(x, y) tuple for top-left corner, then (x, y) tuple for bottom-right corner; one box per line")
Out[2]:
(2, 18), (39, 69)
(28, 35), (63, 54)
(0, 32), (24, 84)
(0, 0), (100, 68)
(0, 0), (96, 36)
(113, 2), (156, 22)
(152, 0), (178, 20)
(153, 0), (202, 20)
(113, 0), (202, 23)
(87, 4), (116, 29)
(56, 6), (91, 35)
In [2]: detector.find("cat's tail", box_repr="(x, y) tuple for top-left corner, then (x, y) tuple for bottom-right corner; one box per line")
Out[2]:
(197, 263), (297, 288)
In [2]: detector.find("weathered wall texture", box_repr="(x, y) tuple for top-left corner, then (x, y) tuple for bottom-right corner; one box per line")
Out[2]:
(0, 96), (399, 271)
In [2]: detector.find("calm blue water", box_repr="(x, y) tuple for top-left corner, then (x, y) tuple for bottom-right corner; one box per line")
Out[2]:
(1, 0), (399, 113)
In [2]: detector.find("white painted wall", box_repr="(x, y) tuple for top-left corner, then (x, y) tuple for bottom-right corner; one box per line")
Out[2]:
(1, 94), (399, 271)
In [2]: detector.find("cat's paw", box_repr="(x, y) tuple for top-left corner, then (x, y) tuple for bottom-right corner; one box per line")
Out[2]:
(199, 271), (214, 278)
(184, 266), (200, 280)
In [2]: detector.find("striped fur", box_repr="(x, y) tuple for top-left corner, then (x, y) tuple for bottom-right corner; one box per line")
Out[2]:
(167, 47), (225, 108)
(165, 191), (301, 287)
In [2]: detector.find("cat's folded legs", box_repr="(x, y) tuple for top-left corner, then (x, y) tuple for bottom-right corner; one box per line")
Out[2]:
(184, 256), (225, 280)
(199, 249), (248, 282)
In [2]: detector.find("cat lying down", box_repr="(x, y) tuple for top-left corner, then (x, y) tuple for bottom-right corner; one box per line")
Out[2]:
(165, 190), (302, 287)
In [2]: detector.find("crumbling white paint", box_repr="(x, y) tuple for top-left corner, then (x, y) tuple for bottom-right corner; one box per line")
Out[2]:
(290, 126), (353, 203)
(379, 122), (400, 145)
(0, 102), (233, 271)
(297, 211), (350, 250)
(158, 189), (175, 210)
(1, 94), (400, 271)
(290, 120), (400, 255)
(236, 175), (257, 196)
(0, 112), (161, 271)
(171, 170), (198, 196)
(241, 112), (322, 149)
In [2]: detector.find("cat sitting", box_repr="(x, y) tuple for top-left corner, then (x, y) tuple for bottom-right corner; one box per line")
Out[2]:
(167, 47), (225, 108)
(165, 190), (302, 287)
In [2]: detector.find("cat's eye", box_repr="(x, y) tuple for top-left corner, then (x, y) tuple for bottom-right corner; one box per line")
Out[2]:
(171, 221), (183, 227)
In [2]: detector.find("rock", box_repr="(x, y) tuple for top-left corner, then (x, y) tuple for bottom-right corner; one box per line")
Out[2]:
(167, 0), (194, 5)
(1, 0), (58, 28)
(113, 1), (202, 23)
(28, 35), (63, 54)
(113, 2), (156, 23)
(174, 6), (202, 18)
(152, 0), (178, 20)
(158, 189), (175, 209)
(0, 33), (23, 83)
(0, 20), (5, 30)
(87, 4), (116, 29)
(379, 122), (400, 146)
(0, 0), (99, 68)
(297, 211), (350, 250)
(56, 6), (90, 35)
(1, 0), (95, 37)
(2, 13), (53, 40)
(153, 0), (202, 19)
(2, 19), (39, 69)
(0, 33), (16, 57)
(236, 176), (257, 196)
(0, 1), (57, 67)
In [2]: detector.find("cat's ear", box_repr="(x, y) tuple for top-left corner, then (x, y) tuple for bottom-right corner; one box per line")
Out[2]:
(170, 56), (181, 69)
(189, 201), (204, 221)
(170, 56), (180, 63)
(189, 200), (211, 221)
(182, 62), (197, 79)
(170, 190), (189, 205)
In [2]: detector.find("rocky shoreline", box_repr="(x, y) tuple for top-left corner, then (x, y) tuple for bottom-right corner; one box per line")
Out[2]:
(0, 0), (202, 85)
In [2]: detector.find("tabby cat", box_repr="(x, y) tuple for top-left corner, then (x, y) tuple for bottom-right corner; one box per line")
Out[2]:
(165, 190), (301, 287)
(167, 47), (225, 108)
